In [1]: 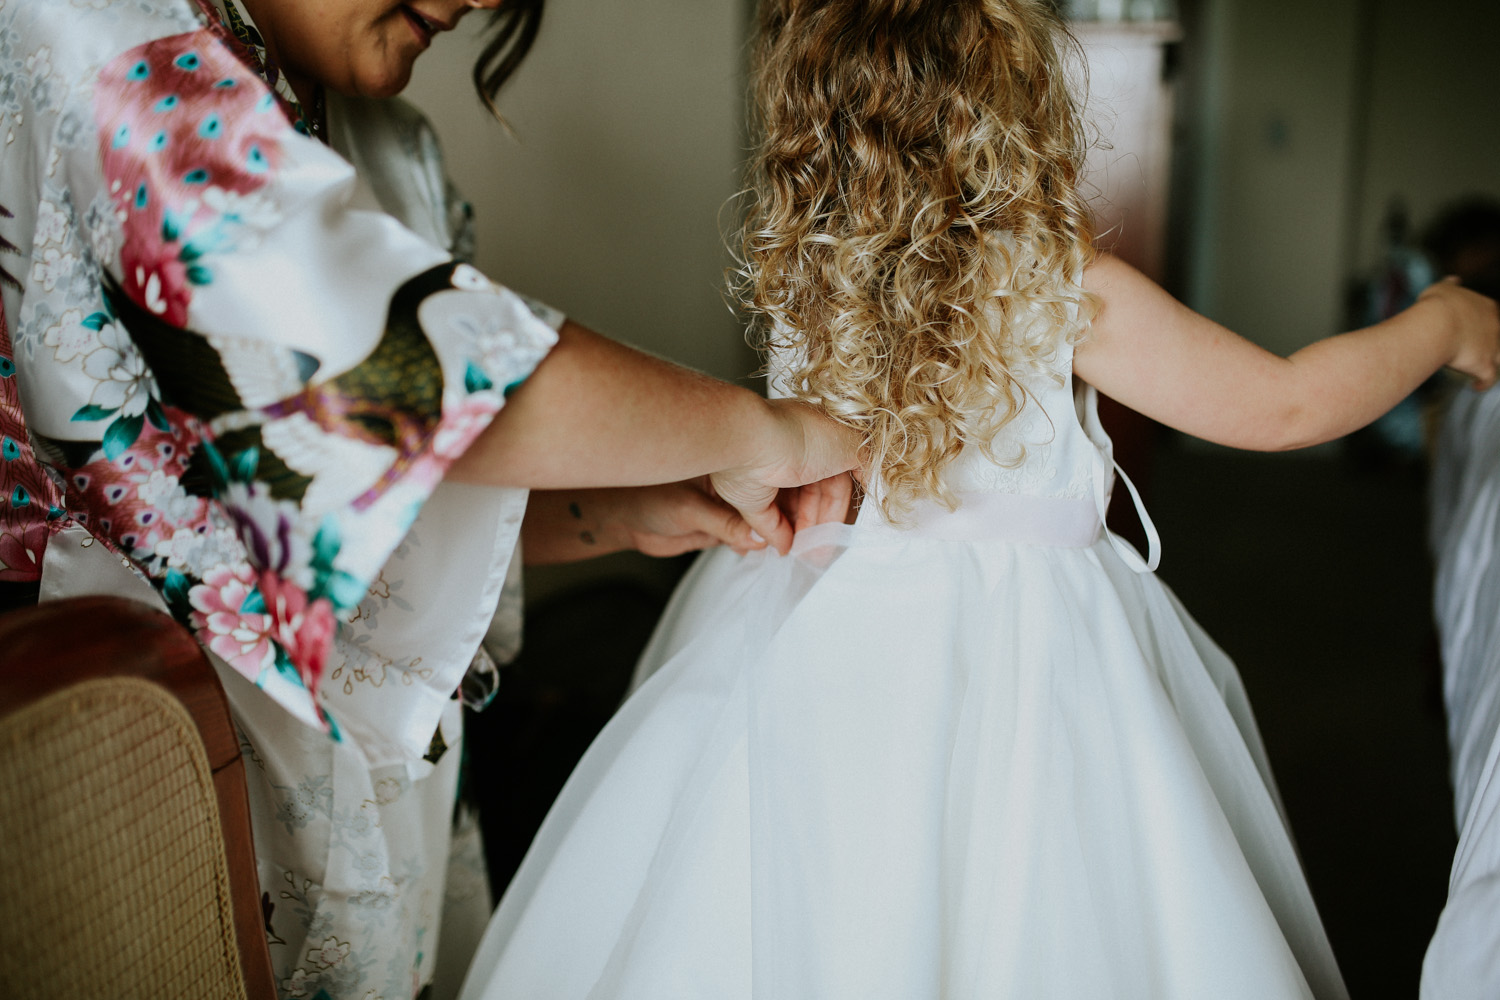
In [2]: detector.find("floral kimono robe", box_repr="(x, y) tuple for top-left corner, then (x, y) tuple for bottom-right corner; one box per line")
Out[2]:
(0, 2), (560, 997)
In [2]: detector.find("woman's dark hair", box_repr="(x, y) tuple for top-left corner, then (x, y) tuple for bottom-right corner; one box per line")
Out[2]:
(473, 0), (546, 121)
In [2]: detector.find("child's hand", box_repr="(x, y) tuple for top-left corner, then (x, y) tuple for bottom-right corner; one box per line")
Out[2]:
(1421, 277), (1500, 390)
(710, 400), (862, 554)
(777, 472), (858, 535)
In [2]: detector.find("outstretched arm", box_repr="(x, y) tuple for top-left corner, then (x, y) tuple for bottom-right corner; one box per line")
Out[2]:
(448, 320), (860, 552)
(1073, 255), (1500, 452)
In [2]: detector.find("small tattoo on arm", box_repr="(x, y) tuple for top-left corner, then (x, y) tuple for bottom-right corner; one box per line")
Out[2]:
(569, 500), (593, 544)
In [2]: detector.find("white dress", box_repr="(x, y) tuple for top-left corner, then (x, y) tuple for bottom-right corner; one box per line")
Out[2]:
(1424, 384), (1500, 998)
(458, 342), (1350, 999)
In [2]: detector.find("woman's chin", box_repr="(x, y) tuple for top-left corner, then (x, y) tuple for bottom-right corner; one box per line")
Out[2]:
(344, 61), (415, 100)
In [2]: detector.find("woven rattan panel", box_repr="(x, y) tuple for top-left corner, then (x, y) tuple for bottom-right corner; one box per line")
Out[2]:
(0, 677), (247, 1000)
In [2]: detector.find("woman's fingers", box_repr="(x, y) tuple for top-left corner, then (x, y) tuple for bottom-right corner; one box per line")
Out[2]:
(706, 400), (860, 556)
(626, 481), (768, 556)
(732, 489), (795, 555)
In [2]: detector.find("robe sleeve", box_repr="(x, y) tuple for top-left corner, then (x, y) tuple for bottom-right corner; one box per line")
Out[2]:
(27, 6), (557, 749)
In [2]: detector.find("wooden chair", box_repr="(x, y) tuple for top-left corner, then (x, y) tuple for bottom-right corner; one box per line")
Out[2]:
(0, 595), (276, 1000)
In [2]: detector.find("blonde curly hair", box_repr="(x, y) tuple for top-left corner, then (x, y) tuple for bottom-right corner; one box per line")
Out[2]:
(738, 0), (1098, 520)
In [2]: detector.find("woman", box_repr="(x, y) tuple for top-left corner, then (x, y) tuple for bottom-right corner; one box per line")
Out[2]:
(0, 1), (856, 998)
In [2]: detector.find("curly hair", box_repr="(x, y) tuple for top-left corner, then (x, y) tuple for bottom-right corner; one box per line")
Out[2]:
(738, 0), (1097, 520)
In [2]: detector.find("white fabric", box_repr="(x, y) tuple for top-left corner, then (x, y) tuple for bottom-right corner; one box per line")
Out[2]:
(458, 343), (1349, 1000)
(1424, 385), (1500, 998)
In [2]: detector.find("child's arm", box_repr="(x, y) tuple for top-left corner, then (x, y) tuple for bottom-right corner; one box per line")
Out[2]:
(1073, 255), (1500, 451)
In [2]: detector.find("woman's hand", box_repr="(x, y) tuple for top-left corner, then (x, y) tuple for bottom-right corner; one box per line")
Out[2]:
(1419, 277), (1500, 390)
(523, 480), (764, 566)
(709, 400), (862, 554)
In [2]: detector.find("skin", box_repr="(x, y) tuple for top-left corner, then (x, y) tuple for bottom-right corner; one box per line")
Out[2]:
(449, 321), (859, 553)
(240, 0), (502, 104)
(523, 480), (752, 565)
(1074, 256), (1500, 451)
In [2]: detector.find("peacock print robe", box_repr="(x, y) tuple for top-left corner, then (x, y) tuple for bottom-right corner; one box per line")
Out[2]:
(0, 1), (561, 996)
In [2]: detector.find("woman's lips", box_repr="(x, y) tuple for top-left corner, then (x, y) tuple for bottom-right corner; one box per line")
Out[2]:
(400, 6), (450, 48)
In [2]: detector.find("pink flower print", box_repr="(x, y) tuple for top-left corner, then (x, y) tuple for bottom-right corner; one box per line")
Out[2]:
(188, 562), (274, 678)
(30, 247), (77, 293)
(94, 31), (290, 325)
(0, 523), (49, 580)
(259, 570), (336, 703)
(307, 936), (350, 970)
(279, 968), (314, 998)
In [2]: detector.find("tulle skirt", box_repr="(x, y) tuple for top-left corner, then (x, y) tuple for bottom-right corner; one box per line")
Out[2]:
(458, 523), (1348, 999)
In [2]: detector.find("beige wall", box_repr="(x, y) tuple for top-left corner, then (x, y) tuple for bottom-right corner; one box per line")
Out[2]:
(403, 5), (753, 598)
(1179, 0), (1500, 355)
(1184, 0), (1361, 356)
(404, 2), (755, 383)
(1353, 0), (1500, 272)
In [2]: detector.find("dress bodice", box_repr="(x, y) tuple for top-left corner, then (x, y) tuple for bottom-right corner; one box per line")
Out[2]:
(769, 339), (1106, 504)
(769, 338), (1157, 570)
(938, 340), (1108, 502)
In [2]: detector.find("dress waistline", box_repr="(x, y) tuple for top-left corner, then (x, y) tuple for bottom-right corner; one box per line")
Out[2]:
(796, 492), (1103, 551)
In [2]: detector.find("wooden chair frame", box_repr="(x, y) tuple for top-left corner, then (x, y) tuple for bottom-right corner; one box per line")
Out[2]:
(0, 595), (276, 999)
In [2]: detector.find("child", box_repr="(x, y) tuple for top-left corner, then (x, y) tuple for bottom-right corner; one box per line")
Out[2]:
(457, 2), (1500, 997)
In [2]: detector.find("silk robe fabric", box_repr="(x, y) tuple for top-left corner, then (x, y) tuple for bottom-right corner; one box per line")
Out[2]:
(1426, 385), (1500, 998)
(0, 2), (561, 996)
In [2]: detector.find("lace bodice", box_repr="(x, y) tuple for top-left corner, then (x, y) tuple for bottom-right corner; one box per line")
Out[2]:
(939, 340), (1109, 501)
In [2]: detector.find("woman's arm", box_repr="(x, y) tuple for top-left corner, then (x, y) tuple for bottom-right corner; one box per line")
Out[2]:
(449, 320), (860, 551)
(522, 480), (760, 565)
(1073, 255), (1500, 451)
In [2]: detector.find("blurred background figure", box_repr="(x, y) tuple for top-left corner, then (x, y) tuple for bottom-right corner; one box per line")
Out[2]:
(1426, 199), (1500, 301)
